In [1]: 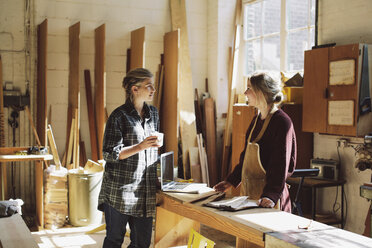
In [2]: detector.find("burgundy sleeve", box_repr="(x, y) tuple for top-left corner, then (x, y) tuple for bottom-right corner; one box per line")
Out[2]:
(261, 116), (297, 204)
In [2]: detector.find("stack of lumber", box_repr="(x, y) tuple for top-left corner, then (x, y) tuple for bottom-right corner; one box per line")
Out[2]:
(44, 166), (68, 229)
(44, 125), (67, 229)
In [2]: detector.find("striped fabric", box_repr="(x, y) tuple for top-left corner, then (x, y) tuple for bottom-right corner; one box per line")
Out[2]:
(98, 99), (159, 217)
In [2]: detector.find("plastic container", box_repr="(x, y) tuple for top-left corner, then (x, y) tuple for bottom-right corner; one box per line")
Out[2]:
(68, 168), (103, 226)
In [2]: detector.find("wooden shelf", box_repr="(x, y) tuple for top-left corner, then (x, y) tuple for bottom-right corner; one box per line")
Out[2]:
(0, 154), (53, 162)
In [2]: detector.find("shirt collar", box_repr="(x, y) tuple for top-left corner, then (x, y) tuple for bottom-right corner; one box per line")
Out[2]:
(124, 98), (152, 120)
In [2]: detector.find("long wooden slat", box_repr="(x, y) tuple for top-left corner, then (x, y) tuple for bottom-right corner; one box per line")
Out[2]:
(162, 30), (179, 170)
(84, 70), (98, 162)
(37, 19), (48, 147)
(130, 26), (145, 70)
(47, 125), (61, 170)
(204, 98), (218, 186)
(221, 0), (242, 180)
(95, 24), (105, 160)
(35, 18), (48, 228)
(67, 22), (80, 168)
(0, 55), (6, 201)
(170, 0), (198, 179)
(25, 106), (41, 146)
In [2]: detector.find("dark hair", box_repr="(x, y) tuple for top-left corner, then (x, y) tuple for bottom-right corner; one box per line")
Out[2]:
(249, 72), (283, 104)
(122, 68), (153, 100)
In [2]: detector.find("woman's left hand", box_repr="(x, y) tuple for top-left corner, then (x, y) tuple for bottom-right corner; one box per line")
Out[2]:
(258, 197), (275, 208)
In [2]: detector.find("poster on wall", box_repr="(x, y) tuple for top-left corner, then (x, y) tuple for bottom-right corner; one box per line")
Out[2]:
(328, 100), (354, 126)
(329, 59), (355, 85)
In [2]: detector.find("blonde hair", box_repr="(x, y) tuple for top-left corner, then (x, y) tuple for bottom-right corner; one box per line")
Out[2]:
(122, 68), (153, 101)
(249, 72), (283, 107)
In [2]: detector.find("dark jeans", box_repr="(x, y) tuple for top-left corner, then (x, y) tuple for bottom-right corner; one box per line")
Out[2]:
(103, 203), (153, 248)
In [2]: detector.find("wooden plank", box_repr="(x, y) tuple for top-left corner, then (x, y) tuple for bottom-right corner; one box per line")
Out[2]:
(130, 26), (145, 70)
(47, 125), (61, 169)
(203, 98), (218, 186)
(37, 19), (48, 147)
(0, 154), (53, 162)
(302, 47), (328, 133)
(230, 105), (255, 196)
(221, 0), (242, 180)
(73, 109), (79, 169)
(162, 30), (179, 168)
(66, 117), (75, 169)
(0, 55), (6, 200)
(189, 147), (201, 183)
(67, 22), (80, 164)
(170, 0), (198, 179)
(95, 24), (105, 160)
(84, 70), (98, 162)
(0, 214), (38, 248)
(35, 160), (44, 227)
(25, 106), (41, 146)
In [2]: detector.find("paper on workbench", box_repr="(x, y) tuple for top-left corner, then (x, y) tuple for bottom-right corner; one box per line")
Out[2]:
(204, 196), (259, 211)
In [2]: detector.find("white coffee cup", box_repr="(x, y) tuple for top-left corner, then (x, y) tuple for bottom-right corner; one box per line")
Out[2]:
(152, 132), (164, 147)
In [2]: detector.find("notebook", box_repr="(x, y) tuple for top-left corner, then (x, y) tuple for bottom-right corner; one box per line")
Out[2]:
(160, 151), (207, 194)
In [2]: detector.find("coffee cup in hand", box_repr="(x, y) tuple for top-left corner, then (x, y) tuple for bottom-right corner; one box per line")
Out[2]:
(152, 132), (164, 147)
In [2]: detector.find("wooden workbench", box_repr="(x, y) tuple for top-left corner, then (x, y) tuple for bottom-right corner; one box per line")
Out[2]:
(155, 191), (372, 248)
(0, 147), (53, 228)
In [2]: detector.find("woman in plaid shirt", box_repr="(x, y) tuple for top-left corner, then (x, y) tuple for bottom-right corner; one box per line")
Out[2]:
(98, 68), (160, 248)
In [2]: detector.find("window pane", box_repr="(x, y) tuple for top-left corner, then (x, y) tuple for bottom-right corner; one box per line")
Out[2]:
(245, 2), (262, 39)
(287, 0), (309, 30)
(245, 40), (261, 75)
(310, 0), (316, 26)
(262, 35), (280, 71)
(263, 0), (280, 35)
(287, 30), (309, 71)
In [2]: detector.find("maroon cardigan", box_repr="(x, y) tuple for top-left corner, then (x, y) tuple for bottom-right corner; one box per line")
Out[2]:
(226, 109), (297, 212)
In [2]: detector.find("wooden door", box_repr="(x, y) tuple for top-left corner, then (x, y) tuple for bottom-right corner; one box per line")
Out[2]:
(327, 44), (360, 136)
(302, 47), (329, 133)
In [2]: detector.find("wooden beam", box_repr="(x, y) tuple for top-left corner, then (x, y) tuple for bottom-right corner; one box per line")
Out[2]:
(84, 70), (98, 162)
(162, 30), (179, 170)
(130, 26), (145, 70)
(95, 24), (105, 160)
(0, 55), (6, 201)
(47, 124), (61, 170)
(37, 19), (48, 147)
(204, 98), (218, 186)
(221, 0), (242, 180)
(170, 0), (198, 179)
(67, 22), (80, 168)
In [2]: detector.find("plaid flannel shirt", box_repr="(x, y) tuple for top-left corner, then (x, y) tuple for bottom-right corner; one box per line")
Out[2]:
(98, 99), (159, 217)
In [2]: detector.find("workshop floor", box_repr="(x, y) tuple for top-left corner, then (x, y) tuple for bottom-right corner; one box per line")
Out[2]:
(31, 224), (235, 248)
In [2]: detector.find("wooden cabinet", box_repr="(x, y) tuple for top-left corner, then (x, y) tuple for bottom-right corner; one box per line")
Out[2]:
(303, 43), (372, 136)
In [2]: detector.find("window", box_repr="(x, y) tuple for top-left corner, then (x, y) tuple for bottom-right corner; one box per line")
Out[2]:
(243, 0), (315, 75)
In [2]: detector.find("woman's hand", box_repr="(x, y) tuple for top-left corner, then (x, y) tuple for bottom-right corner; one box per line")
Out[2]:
(258, 197), (275, 208)
(213, 181), (232, 192)
(139, 136), (160, 150)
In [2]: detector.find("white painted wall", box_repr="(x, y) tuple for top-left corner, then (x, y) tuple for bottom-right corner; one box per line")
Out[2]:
(314, 0), (372, 234)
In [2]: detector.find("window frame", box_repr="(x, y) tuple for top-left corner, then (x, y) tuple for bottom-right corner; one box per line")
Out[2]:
(242, 0), (315, 75)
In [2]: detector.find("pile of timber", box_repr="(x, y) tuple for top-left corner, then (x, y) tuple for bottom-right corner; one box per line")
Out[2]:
(44, 125), (68, 229)
(44, 166), (68, 229)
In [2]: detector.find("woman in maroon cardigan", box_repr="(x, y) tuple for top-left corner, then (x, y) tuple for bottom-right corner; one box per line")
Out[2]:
(214, 72), (297, 212)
